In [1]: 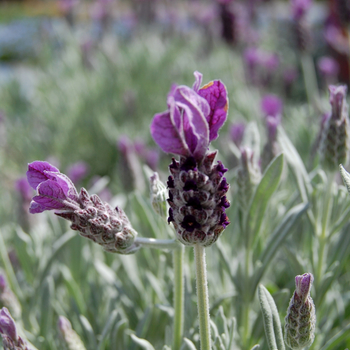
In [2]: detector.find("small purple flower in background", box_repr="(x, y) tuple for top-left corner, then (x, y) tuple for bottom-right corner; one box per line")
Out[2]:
(291, 0), (312, 20)
(230, 122), (246, 147)
(260, 95), (283, 171)
(317, 56), (339, 86)
(26, 161), (138, 254)
(0, 307), (29, 350)
(150, 71), (230, 247)
(261, 94), (283, 119)
(66, 161), (90, 185)
(15, 178), (32, 203)
(283, 67), (298, 96)
(319, 85), (350, 171)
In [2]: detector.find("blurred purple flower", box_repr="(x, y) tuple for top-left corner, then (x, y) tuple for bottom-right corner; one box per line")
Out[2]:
(230, 122), (245, 147)
(283, 68), (298, 85)
(266, 116), (280, 140)
(261, 53), (279, 72)
(0, 308), (17, 343)
(329, 85), (348, 121)
(150, 71), (228, 162)
(15, 178), (32, 202)
(26, 161), (79, 214)
(66, 161), (89, 184)
(261, 94), (283, 119)
(291, 0), (312, 20)
(318, 56), (339, 79)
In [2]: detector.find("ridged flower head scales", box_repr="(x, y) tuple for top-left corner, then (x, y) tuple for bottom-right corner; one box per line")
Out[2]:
(150, 72), (230, 247)
(284, 273), (316, 350)
(26, 161), (139, 254)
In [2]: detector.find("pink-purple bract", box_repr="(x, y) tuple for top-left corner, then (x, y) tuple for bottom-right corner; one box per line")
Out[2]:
(150, 71), (228, 163)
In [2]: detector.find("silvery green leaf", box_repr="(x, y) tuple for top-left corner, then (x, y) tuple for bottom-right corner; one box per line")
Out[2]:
(181, 338), (198, 350)
(250, 345), (260, 350)
(319, 322), (350, 350)
(79, 315), (97, 349)
(97, 310), (119, 350)
(258, 284), (285, 350)
(242, 121), (260, 163)
(339, 165), (350, 195)
(130, 334), (156, 350)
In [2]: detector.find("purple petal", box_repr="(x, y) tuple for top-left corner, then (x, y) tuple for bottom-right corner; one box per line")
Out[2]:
(27, 161), (59, 190)
(0, 308), (17, 341)
(150, 108), (189, 157)
(192, 71), (203, 92)
(295, 273), (313, 301)
(173, 86), (210, 160)
(44, 172), (79, 201)
(29, 201), (48, 214)
(31, 180), (69, 211)
(198, 80), (229, 141)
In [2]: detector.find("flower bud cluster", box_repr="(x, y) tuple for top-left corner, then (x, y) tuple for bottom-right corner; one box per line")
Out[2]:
(57, 188), (139, 254)
(319, 85), (350, 172)
(284, 273), (316, 350)
(167, 153), (230, 247)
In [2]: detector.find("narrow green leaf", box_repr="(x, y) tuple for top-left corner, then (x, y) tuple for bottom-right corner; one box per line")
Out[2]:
(79, 315), (97, 350)
(39, 276), (54, 339)
(246, 154), (284, 241)
(252, 202), (309, 294)
(258, 284), (285, 350)
(97, 310), (119, 350)
(130, 334), (156, 350)
(0, 230), (23, 300)
(250, 345), (260, 350)
(319, 322), (350, 350)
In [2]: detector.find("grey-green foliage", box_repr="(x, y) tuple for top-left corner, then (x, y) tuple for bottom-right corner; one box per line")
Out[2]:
(258, 284), (285, 350)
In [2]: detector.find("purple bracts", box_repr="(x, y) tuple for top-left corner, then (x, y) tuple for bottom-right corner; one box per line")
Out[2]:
(151, 72), (230, 247)
(150, 71), (228, 163)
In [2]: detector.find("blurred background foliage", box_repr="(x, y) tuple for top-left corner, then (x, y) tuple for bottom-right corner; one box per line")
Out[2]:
(1, 0), (350, 349)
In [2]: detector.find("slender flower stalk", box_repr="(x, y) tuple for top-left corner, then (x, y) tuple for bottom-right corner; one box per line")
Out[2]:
(194, 245), (211, 350)
(172, 245), (184, 350)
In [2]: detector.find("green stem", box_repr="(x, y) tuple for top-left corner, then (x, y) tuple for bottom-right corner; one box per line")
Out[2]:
(173, 245), (184, 350)
(135, 237), (181, 250)
(194, 244), (211, 350)
(300, 53), (319, 110)
(316, 172), (335, 286)
(242, 248), (251, 348)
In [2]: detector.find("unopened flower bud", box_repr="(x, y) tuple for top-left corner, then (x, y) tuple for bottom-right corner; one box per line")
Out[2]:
(0, 308), (30, 350)
(58, 316), (86, 350)
(319, 85), (350, 172)
(237, 147), (261, 209)
(284, 273), (316, 350)
(149, 173), (168, 219)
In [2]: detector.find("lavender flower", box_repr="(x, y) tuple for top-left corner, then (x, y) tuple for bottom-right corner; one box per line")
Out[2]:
(150, 71), (230, 247)
(0, 308), (29, 350)
(58, 316), (86, 350)
(261, 95), (283, 119)
(290, 0), (312, 51)
(230, 122), (245, 147)
(291, 0), (312, 21)
(66, 161), (89, 184)
(27, 161), (138, 254)
(318, 57), (339, 85)
(284, 273), (316, 350)
(319, 85), (350, 171)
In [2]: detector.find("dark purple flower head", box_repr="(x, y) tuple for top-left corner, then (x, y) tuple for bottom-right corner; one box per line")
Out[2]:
(27, 161), (79, 214)
(329, 85), (348, 121)
(0, 308), (17, 342)
(318, 57), (339, 78)
(66, 161), (89, 184)
(291, 0), (312, 20)
(261, 94), (283, 119)
(230, 122), (245, 147)
(150, 71), (228, 163)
